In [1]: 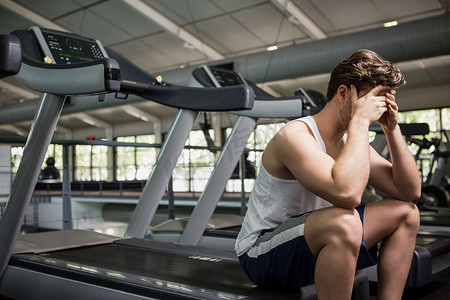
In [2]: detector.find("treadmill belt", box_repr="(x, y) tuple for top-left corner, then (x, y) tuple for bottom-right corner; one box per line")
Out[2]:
(420, 214), (450, 226)
(11, 239), (306, 299)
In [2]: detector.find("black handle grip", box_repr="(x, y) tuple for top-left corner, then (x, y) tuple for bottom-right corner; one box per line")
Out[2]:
(0, 34), (22, 79)
(121, 81), (254, 111)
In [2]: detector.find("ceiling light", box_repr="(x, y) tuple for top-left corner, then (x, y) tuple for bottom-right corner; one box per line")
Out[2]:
(183, 41), (195, 49)
(267, 45), (278, 52)
(124, 108), (150, 122)
(288, 15), (300, 25)
(384, 21), (398, 28)
(81, 118), (98, 127)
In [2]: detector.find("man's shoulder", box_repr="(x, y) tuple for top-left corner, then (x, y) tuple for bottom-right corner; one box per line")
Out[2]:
(267, 121), (316, 157)
(277, 120), (313, 141)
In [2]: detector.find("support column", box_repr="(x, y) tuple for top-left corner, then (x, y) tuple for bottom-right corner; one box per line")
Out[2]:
(0, 93), (66, 279)
(0, 145), (11, 204)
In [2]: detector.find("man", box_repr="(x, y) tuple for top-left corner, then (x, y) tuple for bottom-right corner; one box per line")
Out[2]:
(235, 49), (421, 300)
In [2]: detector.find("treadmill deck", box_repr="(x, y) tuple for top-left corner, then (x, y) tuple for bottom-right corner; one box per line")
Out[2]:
(8, 233), (309, 299)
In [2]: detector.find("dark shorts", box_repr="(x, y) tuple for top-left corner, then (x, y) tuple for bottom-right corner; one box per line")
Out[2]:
(238, 205), (377, 289)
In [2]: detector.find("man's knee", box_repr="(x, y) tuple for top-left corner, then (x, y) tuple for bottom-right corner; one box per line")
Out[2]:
(330, 208), (363, 251)
(389, 199), (420, 232)
(402, 201), (420, 232)
(306, 207), (363, 256)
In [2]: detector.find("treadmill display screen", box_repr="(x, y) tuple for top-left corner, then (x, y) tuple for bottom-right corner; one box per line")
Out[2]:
(41, 30), (105, 64)
(211, 69), (245, 87)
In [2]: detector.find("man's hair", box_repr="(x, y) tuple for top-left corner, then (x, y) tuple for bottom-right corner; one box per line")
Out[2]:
(326, 49), (405, 101)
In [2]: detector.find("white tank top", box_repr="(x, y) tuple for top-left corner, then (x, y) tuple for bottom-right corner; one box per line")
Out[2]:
(235, 116), (332, 256)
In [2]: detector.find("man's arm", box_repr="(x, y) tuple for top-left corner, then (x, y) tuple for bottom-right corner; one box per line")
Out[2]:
(273, 85), (389, 208)
(369, 91), (422, 201)
(369, 126), (422, 201)
(272, 119), (369, 208)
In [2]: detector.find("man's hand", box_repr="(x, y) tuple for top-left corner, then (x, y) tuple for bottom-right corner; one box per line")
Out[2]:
(377, 89), (398, 131)
(351, 85), (388, 125)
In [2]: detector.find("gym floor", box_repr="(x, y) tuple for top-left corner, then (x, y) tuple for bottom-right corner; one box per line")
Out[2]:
(369, 271), (450, 299)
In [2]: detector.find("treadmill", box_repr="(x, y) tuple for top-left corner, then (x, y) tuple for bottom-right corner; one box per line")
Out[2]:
(149, 65), (323, 249)
(0, 27), (311, 300)
(0, 25), (367, 300)
(0, 27), (371, 300)
(147, 66), (370, 299)
(153, 67), (450, 289)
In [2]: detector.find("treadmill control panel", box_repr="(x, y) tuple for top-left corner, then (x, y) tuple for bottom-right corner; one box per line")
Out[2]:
(32, 27), (108, 64)
(197, 65), (247, 88)
(210, 69), (246, 87)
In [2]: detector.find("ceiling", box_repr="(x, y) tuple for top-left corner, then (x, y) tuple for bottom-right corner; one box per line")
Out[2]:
(0, 0), (449, 140)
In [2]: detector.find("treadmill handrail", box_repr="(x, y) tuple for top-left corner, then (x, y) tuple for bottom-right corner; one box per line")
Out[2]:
(120, 80), (254, 111)
(231, 96), (307, 118)
(16, 58), (121, 95)
(193, 65), (312, 117)
(105, 47), (254, 112)
(11, 29), (121, 95)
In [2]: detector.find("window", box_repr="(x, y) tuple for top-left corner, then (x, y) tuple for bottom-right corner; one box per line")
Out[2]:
(226, 122), (285, 193)
(173, 130), (215, 192)
(11, 146), (23, 174)
(116, 136), (137, 181)
(73, 142), (108, 181)
(116, 134), (158, 181)
(10, 108), (449, 188)
(136, 135), (158, 180)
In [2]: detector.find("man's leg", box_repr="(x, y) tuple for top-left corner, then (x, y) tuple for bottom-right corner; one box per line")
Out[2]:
(362, 199), (420, 300)
(304, 206), (363, 300)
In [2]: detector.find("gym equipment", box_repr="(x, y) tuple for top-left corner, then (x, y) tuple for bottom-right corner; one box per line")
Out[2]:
(371, 123), (450, 208)
(295, 87), (327, 114)
(1, 27), (315, 300)
(370, 123), (430, 160)
(378, 125), (450, 228)
(0, 26), (372, 300)
(404, 127), (450, 208)
(179, 66), (319, 245)
(156, 100), (450, 288)
(149, 66), (370, 299)
(417, 136), (450, 208)
(0, 26), (122, 280)
(0, 34), (21, 79)
(408, 133), (450, 228)
(367, 123), (450, 286)
(149, 65), (322, 248)
(0, 26), (371, 300)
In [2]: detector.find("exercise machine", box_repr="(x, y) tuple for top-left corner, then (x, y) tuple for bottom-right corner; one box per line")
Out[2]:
(371, 123), (450, 227)
(175, 68), (450, 289)
(408, 132), (450, 208)
(0, 26), (369, 300)
(1, 27), (311, 300)
(149, 65), (369, 299)
(149, 65), (324, 249)
(367, 123), (450, 287)
(0, 34), (21, 79)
